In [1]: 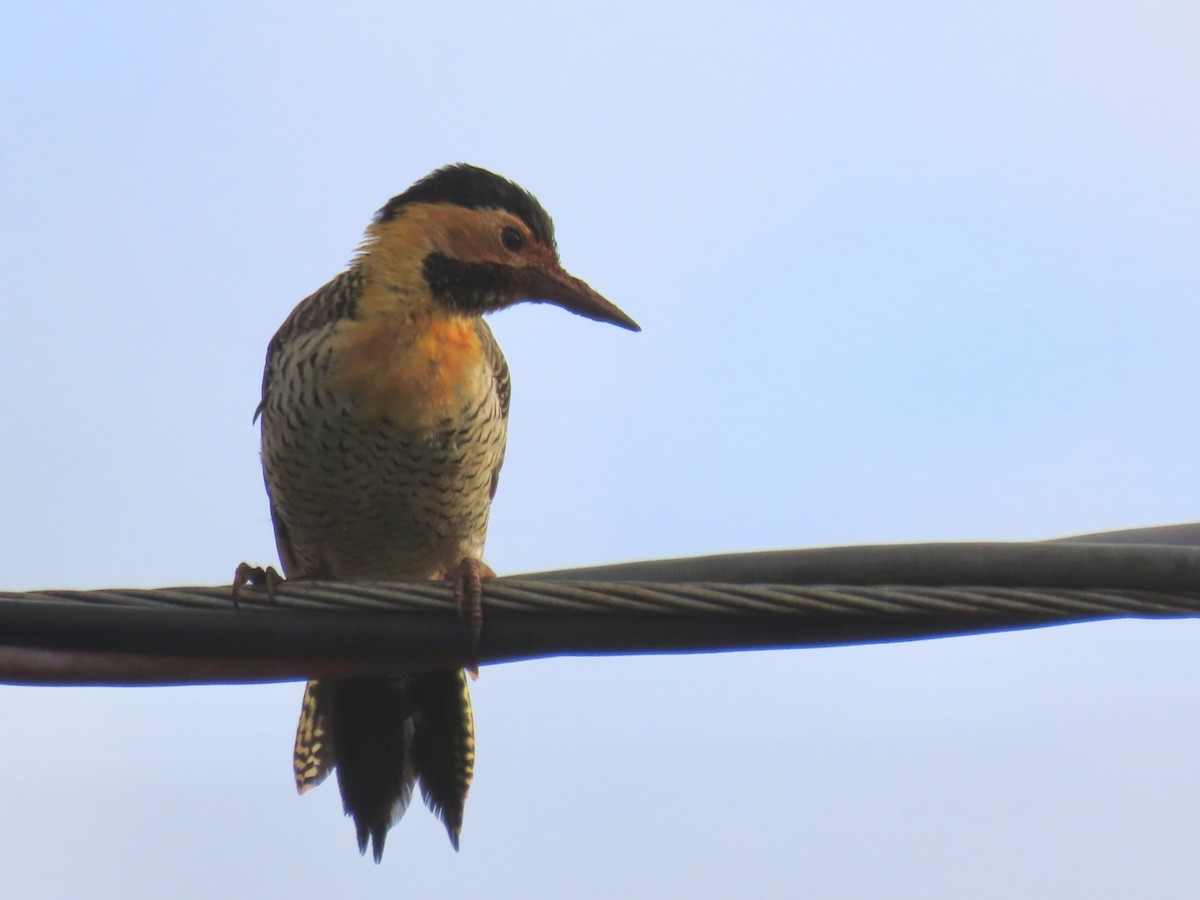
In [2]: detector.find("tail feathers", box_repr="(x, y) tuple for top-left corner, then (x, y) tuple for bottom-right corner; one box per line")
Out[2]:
(295, 672), (474, 860)
(293, 680), (334, 793)
(327, 678), (418, 863)
(411, 670), (476, 851)
(349, 722), (416, 864)
(354, 769), (413, 864)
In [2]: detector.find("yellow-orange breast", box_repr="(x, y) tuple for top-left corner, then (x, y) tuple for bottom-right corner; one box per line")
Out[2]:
(331, 312), (489, 431)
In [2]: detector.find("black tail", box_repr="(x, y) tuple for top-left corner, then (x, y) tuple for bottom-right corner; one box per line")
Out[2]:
(300, 672), (474, 861)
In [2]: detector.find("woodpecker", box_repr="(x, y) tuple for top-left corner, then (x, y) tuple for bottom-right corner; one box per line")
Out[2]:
(252, 164), (639, 861)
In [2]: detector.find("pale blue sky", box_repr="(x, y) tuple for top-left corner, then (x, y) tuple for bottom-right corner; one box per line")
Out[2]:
(2, 2), (1199, 897)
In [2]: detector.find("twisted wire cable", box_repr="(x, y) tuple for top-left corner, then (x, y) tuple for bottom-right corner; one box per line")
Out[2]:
(2, 535), (1198, 686)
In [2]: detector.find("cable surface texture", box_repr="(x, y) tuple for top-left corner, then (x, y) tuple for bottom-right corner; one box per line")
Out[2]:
(2, 533), (1198, 686)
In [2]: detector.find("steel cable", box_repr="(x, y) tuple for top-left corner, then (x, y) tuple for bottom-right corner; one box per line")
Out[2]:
(1, 534), (1198, 686)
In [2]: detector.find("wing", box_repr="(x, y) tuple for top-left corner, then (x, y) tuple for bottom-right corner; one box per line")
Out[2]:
(475, 319), (510, 500)
(254, 267), (364, 422)
(257, 268), (364, 576)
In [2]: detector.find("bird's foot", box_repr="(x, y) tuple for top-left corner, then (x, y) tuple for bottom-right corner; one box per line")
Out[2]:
(451, 558), (494, 677)
(231, 562), (283, 612)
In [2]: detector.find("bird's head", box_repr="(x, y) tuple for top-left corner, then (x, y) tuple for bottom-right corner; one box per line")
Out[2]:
(358, 164), (639, 332)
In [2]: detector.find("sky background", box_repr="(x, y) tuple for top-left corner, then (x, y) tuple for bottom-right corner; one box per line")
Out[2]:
(2, 1), (1199, 896)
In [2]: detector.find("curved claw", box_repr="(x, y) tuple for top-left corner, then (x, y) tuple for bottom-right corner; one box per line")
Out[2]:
(231, 562), (284, 612)
(451, 558), (494, 676)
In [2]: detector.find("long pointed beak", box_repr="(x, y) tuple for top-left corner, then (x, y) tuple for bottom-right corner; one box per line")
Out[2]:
(515, 265), (641, 332)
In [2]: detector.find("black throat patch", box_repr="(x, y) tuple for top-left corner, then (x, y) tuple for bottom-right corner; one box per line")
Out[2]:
(422, 253), (517, 315)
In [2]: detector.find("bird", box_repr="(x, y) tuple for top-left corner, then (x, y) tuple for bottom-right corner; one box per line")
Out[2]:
(250, 163), (639, 862)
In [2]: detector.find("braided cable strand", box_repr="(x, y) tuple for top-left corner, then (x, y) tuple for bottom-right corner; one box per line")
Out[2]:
(1, 536), (1198, 685)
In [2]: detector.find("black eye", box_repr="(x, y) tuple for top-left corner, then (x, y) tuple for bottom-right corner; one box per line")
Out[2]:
(500, 226), (524, 252)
